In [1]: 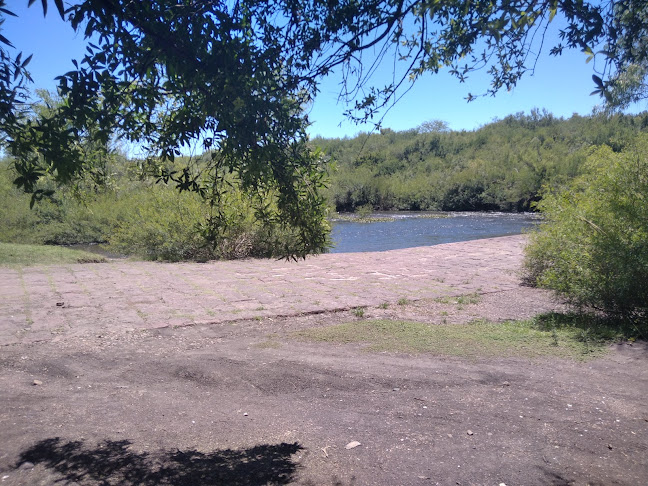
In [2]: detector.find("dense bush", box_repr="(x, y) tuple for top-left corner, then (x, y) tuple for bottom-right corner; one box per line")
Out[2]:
(108, 183), (318, 261)
(107, 186), (213, 261)
(524, 135), (648, 324)
(316, 111), (648, 213)
(0, 159), (329, 261)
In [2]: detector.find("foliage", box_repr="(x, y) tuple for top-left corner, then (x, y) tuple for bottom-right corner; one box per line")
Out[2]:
(599, 0), (648, 110)
(1, 1), (647, 257)
(2, 0), (332, 258)
(0, 0), (36, 146)
(317, 111), (648, 212)
(354, 204), (374, 219)
(107, 187), (214, 262)
(0, 157), (329, 262)
(524, 135), (648, 323)
(108, 180), (321, 261)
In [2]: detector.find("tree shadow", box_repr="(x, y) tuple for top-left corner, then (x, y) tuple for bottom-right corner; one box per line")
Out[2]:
(537, 466), (576, 485)
(533, 311), (648, 343)
(537, 465), (607, 486)
(16, 437), (303, 485)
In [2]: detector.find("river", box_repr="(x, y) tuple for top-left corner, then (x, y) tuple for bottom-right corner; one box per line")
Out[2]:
(329, 211), (539, 253)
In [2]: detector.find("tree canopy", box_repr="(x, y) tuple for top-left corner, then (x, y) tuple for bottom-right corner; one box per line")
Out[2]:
(1, 0), (646, 257)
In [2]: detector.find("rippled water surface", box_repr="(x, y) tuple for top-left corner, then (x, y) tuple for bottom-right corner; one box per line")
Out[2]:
(330, 212), (539, 253)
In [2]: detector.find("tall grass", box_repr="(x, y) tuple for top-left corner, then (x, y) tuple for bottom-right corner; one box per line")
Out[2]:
(0, 158), (316, 261)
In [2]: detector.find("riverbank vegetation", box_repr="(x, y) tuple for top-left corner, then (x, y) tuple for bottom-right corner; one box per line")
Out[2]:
(524, 135), (648, 329)
(0, 152), (328, 261)
(318, 110), (648, 212)
(2, 110), (648, 265)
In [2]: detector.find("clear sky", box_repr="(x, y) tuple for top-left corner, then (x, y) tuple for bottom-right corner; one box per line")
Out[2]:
(3, 4), (645, 140)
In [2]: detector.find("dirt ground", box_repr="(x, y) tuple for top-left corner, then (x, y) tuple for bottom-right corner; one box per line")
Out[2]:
(1, 238), (647, 485)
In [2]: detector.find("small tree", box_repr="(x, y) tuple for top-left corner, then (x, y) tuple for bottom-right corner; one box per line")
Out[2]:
(524, 135), (648, 324)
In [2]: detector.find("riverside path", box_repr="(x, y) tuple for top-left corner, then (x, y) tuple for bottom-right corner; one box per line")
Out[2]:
(1, 235), (528, 346)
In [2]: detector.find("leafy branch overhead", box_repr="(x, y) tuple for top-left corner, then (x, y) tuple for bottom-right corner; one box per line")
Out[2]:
(0, 0), (646, 257)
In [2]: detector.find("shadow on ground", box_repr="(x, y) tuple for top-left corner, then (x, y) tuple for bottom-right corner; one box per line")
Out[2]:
(16, 437), (303, 485)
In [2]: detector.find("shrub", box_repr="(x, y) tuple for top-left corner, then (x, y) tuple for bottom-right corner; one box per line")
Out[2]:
(108, 185), (212, 261)
(107, 182), (323, 261)
(0, 161), (120, 245)
(354, 203), (374, 218)
(0, 165), (42, 243)
(524, 135), (648, 324)
(1, 158), (328, 261)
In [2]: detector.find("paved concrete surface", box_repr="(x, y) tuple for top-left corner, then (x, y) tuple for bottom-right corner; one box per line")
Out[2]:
(0, 235), (527, 346)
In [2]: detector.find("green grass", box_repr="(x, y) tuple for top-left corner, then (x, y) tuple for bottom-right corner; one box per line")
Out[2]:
(0, 242), (106, 266)
(434, 293), (482, 310)
(533, 312), (647, 344)
(435, 293), (481, 306)
(254, 339), (282, 349)
(352, 307), (366, 318)
(295, 316), (618, 360)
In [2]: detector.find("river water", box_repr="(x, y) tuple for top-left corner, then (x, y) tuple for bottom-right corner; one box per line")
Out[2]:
(329, 211), (540, 253)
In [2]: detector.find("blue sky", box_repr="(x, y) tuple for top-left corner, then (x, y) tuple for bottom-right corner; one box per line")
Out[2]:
(3, 4), (643, 140)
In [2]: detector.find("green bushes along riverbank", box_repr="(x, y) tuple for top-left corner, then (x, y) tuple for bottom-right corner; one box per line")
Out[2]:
(318, 110), (648, 213)
(2, 110), (648, 269)
(0, 154), (322, 261)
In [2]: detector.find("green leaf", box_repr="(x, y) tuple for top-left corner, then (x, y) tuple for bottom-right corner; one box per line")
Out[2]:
(0, 33), (14, 48)
(549, 8), (557, 22)
(592, 75), (603, 88)
(0, 7), (17, 17)
(54, 0), (65, 19)
(21, 54), (33, 68)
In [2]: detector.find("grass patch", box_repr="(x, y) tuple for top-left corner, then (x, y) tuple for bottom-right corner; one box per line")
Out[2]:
(434, 293), (481, 310)
(254, 339), (281, 349)
(254, 334), (282, 349)
(0, 242), (106, 266)
(352, 307), (366, 318)
(295, 315), (622, 360)
(435, 293), (481, 306)
(534, 312), (647, 344)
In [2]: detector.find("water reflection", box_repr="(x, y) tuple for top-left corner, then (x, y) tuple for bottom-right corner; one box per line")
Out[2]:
(329, 211), (540, 253)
